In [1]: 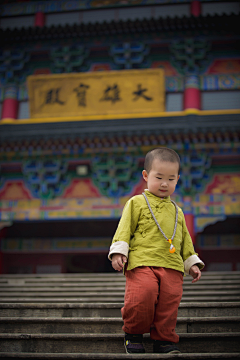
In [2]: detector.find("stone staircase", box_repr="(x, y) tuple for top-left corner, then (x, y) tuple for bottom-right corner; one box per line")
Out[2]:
(0, 271), (240, 359)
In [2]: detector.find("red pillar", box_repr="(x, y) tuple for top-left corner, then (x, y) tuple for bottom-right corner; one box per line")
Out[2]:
(185, 213), (195, 245)
(1, 85), (19, 120)
(191, 0), (201, 17)
(34, 11), (45, 27)
(0, 227), (7, 274)
(183, 75), (201, 110)
(0, 249), (3, 274)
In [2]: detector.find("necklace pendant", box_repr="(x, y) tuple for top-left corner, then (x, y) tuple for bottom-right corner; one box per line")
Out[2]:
(169, 243), (176, 254)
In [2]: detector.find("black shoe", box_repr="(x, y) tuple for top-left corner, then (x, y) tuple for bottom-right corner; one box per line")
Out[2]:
(153, 340), (181, 354)
(124, 333), (145, 354)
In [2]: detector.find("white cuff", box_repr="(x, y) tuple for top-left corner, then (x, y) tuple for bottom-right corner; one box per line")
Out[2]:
(184, 254), (205, 275)
(108, 241), (129, 261)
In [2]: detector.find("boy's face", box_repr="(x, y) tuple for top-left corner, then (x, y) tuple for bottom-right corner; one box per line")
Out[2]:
(142, 159), (180, 198)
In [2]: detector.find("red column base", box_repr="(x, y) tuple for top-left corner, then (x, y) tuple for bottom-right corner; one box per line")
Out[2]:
(184, 213), (195, 245)
(184, 87), (201, 110)
(35, 12), (45, 27)
(1, 98), (19, 119)
(0, 228), (7, 274)
(0, 252), (3, 274)
(191, 0), (201, 17)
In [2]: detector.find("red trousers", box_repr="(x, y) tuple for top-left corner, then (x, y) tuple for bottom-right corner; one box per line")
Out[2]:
(121, 266), (183, 343)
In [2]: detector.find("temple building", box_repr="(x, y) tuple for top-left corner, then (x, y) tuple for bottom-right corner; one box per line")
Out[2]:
(0, 0), (239, 274)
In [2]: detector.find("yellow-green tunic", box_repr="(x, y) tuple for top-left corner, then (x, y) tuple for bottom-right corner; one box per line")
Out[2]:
(108, 190), (204, 274)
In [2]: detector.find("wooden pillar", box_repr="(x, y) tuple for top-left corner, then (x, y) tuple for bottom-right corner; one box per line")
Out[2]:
(34, 11), (45, 27)
(191, 0), (201, 17)
(183, 75), (201, 110)
(1, 85), (19, 120)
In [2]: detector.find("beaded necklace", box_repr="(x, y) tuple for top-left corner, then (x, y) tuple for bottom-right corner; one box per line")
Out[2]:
(142, 192), (178, 254)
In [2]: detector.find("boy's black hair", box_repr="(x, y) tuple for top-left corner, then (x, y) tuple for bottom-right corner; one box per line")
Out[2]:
(144, 147), (180, 174)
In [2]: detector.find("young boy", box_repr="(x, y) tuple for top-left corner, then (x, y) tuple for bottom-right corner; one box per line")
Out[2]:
(108, 147), (204, 354)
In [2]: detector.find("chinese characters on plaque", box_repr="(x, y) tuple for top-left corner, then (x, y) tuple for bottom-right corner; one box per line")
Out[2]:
(28, 69), (165, 118)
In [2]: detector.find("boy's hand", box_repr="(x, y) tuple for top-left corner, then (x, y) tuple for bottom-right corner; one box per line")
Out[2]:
(112, 253), (127, 271)
(189, 264), (201, 283)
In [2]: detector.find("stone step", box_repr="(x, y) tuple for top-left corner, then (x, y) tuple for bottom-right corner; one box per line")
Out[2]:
(0, 296), (240, 304)
(0, 271), (239, 277)
(1, 333), (240, 353)
(1, 289), (240, 296)
(0, 274), (240, 285)
(1, 302), (239, 318)
(0, 298), (238, 305)
(1, 280), (240, 287)
(1, 284), (240, 291)
(0, 353), (240, 360)
(0, 316), (239, 334)
(1, 278), (240, 285)
(1, 295), (240, 303)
